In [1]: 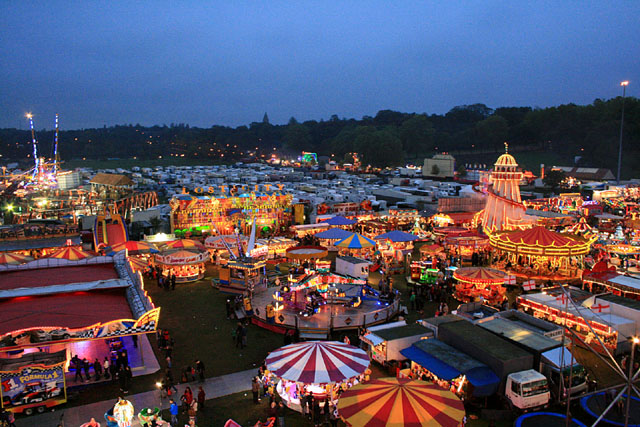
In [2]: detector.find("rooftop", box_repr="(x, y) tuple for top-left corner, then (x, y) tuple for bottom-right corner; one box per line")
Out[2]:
(479, 318), (560, 353)
(90, 172), (134, 187)
(440, 320), (532, 361)
(373, 323), (432, 341)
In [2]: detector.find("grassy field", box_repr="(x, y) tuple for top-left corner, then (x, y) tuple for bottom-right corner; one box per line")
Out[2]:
(145, 271), (286, 379)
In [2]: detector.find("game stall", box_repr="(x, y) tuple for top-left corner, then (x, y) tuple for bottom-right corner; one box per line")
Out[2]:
(154, 248), (209, 283)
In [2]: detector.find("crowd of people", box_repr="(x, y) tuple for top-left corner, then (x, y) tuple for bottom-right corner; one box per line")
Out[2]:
(71, 346), (133, 393)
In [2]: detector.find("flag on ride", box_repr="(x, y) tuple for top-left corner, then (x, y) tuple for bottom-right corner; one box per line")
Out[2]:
(504, 275), (516, 285)
(556, 293), (569, 305)
(591, 302), (611, 314)
(522, 280), (536, 291)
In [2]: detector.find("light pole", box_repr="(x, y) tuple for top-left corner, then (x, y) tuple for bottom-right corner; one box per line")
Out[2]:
(617, 81), (629, 184)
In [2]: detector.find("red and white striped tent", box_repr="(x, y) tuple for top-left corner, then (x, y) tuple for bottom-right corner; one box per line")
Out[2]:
(265, 341), (370, 384)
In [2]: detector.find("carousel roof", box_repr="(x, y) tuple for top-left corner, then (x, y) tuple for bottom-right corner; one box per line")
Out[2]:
(453, 267), (507, 284)
(109, 240), (158, 255)
(162, 239), (206, 251)
(490, 226), (593, 256)
(265, 341), (369, 384)
(315, 228), (354, 240)
(335, 233), (376, 249)
(285, 245), (328, 260)
(324, 215), (357, 226)
(374, 230), (419, 243)
(338, 377), (465, 427)
(0, 252), (33, 265)
(48, 246), (94, 261)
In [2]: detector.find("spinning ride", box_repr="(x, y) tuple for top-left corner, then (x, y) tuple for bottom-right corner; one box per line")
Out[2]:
(453, 267), (507, 305)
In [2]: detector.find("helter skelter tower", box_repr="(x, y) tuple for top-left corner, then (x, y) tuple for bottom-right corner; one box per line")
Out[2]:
(480, 143), (527, 233)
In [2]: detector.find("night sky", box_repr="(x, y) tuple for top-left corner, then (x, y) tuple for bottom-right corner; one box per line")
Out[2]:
(1, 2), (637, 130)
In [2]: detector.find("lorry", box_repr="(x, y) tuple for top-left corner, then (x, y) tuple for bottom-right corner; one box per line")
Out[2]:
(436, 320), (550, 411)
(476, 312), (588, 400)
(359, 321), (432, 364)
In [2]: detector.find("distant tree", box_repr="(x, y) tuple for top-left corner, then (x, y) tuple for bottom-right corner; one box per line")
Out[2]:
(283, 123), (311, 152)
(431, 164), (440, 176)
(399, 115), (435, 157)
(354, 126), (403, 167)
(475, 115), (509, 151)
(543, 169), (565, 191)
(457, 164), (467, 177)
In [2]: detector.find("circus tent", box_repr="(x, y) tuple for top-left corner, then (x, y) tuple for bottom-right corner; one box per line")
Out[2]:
(338, 377), (465, 427)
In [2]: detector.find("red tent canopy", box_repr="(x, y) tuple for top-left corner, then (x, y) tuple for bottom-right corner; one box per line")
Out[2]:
(453, 267), (507, 285)
(496, 226), (581, 247)
(490, 226), (593, 256)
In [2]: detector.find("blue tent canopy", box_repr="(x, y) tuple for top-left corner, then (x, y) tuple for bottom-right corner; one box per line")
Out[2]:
(400, 346), (460, 381)
(315, 228), (354, 240)
(401, 340), (500, 397)
(325, 216), (356, 226)
(374, 230), (419, 242)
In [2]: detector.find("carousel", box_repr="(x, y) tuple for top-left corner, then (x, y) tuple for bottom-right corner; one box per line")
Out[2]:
(453, 267), (508, 306)
(489, 226), (595, 280)
(264, 341), (370, 412)
(154, 248), (209, 283)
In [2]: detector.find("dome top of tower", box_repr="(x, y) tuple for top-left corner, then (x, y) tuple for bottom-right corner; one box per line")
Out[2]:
(494, 143), (518, 167)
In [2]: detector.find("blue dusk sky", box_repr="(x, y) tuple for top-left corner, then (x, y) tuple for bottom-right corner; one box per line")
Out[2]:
(0, 1), (638, 129)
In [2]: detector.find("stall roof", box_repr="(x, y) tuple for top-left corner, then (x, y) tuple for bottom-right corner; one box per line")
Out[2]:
(373, 324), (432, 341)
(440, 321), (532, 362)
(0, 289), (134, 335)
(608, 275), (640, 291)
(599, 294), (640, 311)
(0, 235), (82, 251)
(401, 339), (500, 396)
(541, 347), (580, 369)
(0, 264), (118, 291)
(419, 314), (463, 328)
(479, 318), (560, 353)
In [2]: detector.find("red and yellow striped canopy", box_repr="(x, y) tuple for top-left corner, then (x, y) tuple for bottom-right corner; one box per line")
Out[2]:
(110, 240), (158, 254)
(162, 239), (205, 251)
(128, 256), (149, 271)
(453, 267), (507, 285)
(0, 252), (33, 265)
(338, 377), (465, 427)
(48, 246), (94, 261)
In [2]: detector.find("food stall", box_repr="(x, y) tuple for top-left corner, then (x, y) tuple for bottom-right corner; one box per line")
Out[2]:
(154, 248), (209, 283)
(218, 258), (267, 295)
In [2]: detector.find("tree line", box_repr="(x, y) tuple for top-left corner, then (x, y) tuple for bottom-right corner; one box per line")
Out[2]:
(0, 97), (638, 175)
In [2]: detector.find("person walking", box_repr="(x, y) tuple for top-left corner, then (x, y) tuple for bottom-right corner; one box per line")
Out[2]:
(93, 358), (102, 381)
(83, 358), (91, 380)
(252, 377), (260, 404)
(241, 323), (248, 349)
(170, 273), (176, 290)
(74, 358), (84, 382)
(197, 386), (205, 410)
(277, 401), (286, 427)
(195, 359), (205, 382)
(169, 399), (179, 426)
